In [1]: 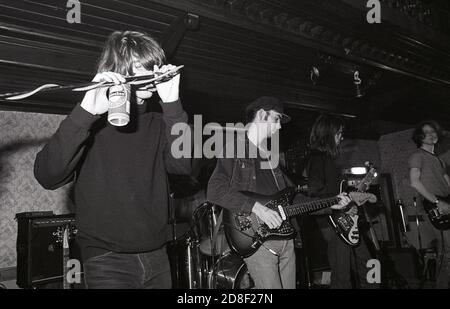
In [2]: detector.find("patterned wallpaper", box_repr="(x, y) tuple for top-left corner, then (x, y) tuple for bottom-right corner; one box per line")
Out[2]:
(379, 129), (417, 204)
(0, 111), (73, 269)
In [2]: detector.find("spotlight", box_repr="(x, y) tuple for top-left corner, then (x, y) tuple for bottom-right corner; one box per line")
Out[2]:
(310, 66), (321, 85)
(310, 54), (332, 86)
(342, 167), (367, 175)
(350, 167), (367, 175)
(353, 71), (365, 98)
(342, 167), (367, 187)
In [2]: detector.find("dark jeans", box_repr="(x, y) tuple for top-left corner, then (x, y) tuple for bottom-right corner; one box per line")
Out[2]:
(321, 224), (379, 289)
(430, 225), (450, 289)
(83, 246), (171, 289)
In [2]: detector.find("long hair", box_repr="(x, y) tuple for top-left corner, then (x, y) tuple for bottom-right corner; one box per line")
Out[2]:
(309, 114), (344, 157)
(97, 31), (166, 75)
(412, 120), (443, 148)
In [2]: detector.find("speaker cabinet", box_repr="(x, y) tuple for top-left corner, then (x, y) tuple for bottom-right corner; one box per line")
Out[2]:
(16, 212), (82, 288)
(381, 247), (422, 288)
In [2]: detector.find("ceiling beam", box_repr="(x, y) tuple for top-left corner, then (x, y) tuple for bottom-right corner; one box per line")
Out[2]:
(147, 0), (450, 87)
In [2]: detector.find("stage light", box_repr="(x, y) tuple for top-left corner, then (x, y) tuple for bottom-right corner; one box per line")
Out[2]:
(350, 167), (367, 175)
(353, 71), (365, 98)
(310, 54), (332, 86)
(310, 66), (321, 85)
(341, 167), (367, 175)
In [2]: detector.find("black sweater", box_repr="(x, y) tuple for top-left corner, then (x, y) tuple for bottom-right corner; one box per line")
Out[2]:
(307, 150), (343, 216)
(34, 101), (190, 260)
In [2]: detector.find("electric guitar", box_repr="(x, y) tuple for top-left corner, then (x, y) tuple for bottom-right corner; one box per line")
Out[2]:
(423, 196), (450, 230)
(53, 224), (77, 289)
(223, 188), (377, 257)
(328, 165), (378, 246)
(63, 226), (70, 289)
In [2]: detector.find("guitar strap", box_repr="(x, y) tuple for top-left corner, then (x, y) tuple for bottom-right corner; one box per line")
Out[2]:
(263, 150), (282, 191)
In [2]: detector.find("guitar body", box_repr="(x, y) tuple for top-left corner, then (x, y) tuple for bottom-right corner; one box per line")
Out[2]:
(328, 213), (360, 246)
(222, 187), (376, 257)
(223, 187), (297, 258)
(423, 196), (450, 230)
(328, 165), (378, 246)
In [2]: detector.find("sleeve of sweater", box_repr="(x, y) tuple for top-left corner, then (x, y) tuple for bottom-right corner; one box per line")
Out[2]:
(34, 104), (100, 190)
(161, 99), (192, 175)
(307, 154), (333, 215)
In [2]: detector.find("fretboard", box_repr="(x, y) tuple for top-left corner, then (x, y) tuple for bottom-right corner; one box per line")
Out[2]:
(284, 196), (339, 217)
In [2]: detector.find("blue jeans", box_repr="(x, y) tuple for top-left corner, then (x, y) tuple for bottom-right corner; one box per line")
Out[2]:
(83, 246), (171, 289)
(244, 239), (296, 289)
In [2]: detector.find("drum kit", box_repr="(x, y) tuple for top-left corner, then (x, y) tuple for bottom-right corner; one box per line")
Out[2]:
(167, 199), (255, 289)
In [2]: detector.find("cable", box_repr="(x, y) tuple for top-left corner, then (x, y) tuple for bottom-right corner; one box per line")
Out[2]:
(222, 220), (281, 255)
(258, 240), (279, 257)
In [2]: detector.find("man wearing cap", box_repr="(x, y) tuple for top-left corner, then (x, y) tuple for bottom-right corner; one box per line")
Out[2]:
(207, 96), (351, 289)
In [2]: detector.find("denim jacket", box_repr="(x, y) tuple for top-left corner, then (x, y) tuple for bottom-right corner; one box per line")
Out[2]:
(207, 136), (290, 213)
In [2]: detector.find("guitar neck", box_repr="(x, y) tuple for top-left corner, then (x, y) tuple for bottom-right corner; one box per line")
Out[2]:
(284, 196), (339, 217)
(62, 226), (70, 289)
(63, 248), (69, 289)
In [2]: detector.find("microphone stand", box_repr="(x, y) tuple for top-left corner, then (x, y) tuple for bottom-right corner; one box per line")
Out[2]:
(0, 65), (184, 100)
(168, 193), (177, 241)
(413, 197), (434, 288)
(208, 204), (216, 266)
(414, 197), (423, 252)
(297, 215), (313, 289)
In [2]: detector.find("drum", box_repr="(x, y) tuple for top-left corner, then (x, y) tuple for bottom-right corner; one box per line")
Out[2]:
(172, 190), (207, 223)
(167, 234), (204, 289)
(193, 203), (229, 256)
(207, 253), (254, 289)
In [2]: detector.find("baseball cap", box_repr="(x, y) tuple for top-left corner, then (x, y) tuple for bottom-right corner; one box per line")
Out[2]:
(245, 96), (291, 123)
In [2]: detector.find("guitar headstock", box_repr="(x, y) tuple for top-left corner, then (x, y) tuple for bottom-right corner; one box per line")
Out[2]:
(349, 191), (377, 206)
(63, 227), (69, 249)
(53, 225), (78, 245)
(356, 162), (378, 192)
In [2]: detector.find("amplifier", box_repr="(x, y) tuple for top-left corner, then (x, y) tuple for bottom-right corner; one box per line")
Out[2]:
(15, 212), (83, 288)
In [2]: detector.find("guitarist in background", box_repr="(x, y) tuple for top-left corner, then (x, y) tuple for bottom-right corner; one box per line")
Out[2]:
(409, 120), (450, 289)
(306, 115), (377, 289)
(207, 97), (351, 289)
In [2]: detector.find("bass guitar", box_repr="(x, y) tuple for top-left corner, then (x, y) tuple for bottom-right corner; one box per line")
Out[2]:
(223, 188), (377, 257)
(423, 196), (450, 230)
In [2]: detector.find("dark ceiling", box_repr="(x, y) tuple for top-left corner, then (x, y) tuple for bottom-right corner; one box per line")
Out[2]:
(0, 0), (450, 140)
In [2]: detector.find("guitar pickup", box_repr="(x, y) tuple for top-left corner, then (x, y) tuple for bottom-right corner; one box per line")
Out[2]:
(277, 205), (287, 220)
